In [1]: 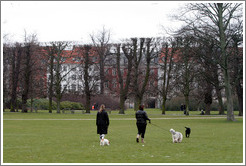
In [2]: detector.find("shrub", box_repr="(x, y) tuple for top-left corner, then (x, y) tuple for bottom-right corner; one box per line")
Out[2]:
(5, 98), (22, 109)
(60, 101), (84, 110)
(27, 98), (57, 110)
(70, 102), (84, 110)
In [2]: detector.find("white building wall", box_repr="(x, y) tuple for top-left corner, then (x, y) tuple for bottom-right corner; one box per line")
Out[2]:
(47, 63), (101, 94)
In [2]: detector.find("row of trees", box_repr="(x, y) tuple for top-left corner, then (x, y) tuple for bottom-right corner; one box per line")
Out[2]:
(175, 3), (243, 120)
(3, 3), (243, 121)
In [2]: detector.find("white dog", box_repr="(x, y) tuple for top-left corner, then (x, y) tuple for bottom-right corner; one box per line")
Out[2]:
(170, 128), (183, 143)
(100, 138), (110, 146)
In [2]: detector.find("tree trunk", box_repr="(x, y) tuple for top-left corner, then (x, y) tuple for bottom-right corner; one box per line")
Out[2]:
(204, 82), (212, 115)
(119, 94), (126, 114)
(30, 96), (33, 112)
(48, 55), (54, 113)
(134, 96), (142, 111)
(232, 41), (243, 116)
(85, 93), (91, 114)
(133, 38), (152, 111)
(224, 72), (235, 121)
(99, 59), (105, 95)
(161, 96), (166, 115)
(57, 98), (61, 113)
(22, 94), (28, 113)
(205, 103), (211, 115)
(117, 44), (133, 114)
(84, 45), (91, 114)
(48, 96), (53, 113)
(185, 95), (189, 116)
(84, 72), (91, 114)
(218, 3), (235, 121)
(10, 46), (22, 112)
(236, 83), (243, 116)
(22, 45), (32, 113)
(56, 84), (61, 113)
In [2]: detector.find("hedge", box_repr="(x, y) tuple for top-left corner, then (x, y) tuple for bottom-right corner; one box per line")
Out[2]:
(27, 99), (85, 110)
(27, 98), (57, 110)
(60, 101), (84, 110)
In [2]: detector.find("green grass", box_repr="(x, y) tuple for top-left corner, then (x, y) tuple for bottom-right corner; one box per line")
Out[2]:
(2, 109), (244, 163)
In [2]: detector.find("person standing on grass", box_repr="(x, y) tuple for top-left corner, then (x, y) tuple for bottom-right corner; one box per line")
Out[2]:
(135, 104), (151, 143)
(96, 104), (109, 140)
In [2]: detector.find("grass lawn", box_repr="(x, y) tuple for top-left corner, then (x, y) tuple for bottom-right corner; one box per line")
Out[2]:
(2, 109), (244, 164)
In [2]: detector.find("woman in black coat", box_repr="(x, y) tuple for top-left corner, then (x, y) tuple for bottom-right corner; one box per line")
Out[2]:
(135, 105), (151, 143)
(96, 104), (109, 140)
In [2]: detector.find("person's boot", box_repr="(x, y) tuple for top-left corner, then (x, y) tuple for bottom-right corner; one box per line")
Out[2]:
(136, 134), (139, 143)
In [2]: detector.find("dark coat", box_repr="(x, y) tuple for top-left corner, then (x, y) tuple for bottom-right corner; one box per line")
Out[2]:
(96, 110), (109, 134)
(135, 110), (150, 125)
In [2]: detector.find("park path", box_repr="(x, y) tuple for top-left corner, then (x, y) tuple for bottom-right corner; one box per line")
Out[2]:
(3, 116), (242, 121)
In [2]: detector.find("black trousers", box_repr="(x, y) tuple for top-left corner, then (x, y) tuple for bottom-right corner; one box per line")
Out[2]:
(137, 123), (147, 138)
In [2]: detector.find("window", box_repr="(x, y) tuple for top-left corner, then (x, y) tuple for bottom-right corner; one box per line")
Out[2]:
(104, 81), (109, 88)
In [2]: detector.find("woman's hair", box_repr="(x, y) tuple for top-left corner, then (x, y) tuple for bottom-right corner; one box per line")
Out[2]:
(139, 105), (144, 110)
(99, 104), (105, 112)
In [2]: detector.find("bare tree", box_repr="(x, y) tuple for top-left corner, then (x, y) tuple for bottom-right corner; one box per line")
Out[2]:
(181, 3), (242, 120)
(9, 43), (23, 112)
(172, 33), (198, 116)
(130, 38), (156, 111)
(3, 35), (12, 111)
(229, 22), (243, 116)
(43, 44), (56, 113)
(191, 28), (225, 115)
(77, 45), (100, 113)
(90, 26), (111, 95)
(114, 43), (134, 114)
(47, 41), (73, 113)
(21, 32), (39, 113)
(158, 37), (179, 114)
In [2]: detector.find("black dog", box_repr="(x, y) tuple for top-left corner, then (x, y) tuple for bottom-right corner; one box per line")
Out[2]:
(185, 127), (191, 138)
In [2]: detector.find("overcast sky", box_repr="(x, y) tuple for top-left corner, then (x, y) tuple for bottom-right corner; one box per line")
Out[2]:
(2, 1), (185, 43)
